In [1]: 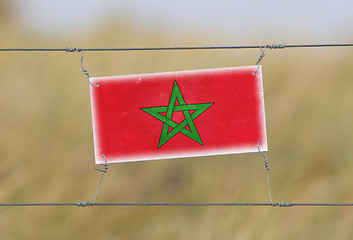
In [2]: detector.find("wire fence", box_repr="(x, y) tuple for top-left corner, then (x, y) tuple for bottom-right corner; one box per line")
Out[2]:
(1, 202), (353, 207)
(1, 42), (353, 207)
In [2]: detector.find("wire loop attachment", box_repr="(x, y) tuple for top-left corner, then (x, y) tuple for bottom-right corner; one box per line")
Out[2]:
(276, 202), (294, 207)
(267, 43), (286, 49)
(66, 47), (98, 87)
(76, 202), (93, 207)
(80, 49), (99, 87)
(65, 47), (82, 52)
(92, 154), (109, 206)
(252, 46), (267, 75)
(257, 142), (274, 205)
(252, 43), (285, 75)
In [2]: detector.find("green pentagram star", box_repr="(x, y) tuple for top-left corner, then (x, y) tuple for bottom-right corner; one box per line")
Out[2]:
(141, 80), (214, 149)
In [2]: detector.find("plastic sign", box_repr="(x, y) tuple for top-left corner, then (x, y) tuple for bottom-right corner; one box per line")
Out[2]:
(90, 66), (267, 164)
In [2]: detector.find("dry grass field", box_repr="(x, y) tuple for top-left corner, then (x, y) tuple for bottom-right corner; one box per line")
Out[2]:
(1, 7), (353, 240)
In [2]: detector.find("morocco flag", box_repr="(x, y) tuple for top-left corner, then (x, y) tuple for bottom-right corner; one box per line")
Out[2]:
(90, 66), (267, 164)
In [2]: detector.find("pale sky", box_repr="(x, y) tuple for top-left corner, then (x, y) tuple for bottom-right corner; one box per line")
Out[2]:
(12, 0), (353, 42)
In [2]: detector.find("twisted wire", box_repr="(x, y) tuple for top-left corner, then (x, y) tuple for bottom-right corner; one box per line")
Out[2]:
(0, 202), (353, 207)
(1, 43), (353, 52)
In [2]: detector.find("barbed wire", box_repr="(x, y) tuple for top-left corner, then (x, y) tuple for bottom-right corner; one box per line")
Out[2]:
(0, 43), (352, 52)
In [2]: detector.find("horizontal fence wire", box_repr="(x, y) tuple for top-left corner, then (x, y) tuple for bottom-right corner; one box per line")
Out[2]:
(1, 202), (353, 207)
(0, 43), (353, 52)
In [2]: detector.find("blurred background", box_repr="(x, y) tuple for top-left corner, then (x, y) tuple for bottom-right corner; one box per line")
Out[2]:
(1, 0), (353, 239)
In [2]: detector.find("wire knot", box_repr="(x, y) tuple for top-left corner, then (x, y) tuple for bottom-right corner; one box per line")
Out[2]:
(76, 202), (93, 207)
(267, 43), (286, 49)
(80, 49), (99, 87)
(95, 154), (108, 173)
(92, 154), (109, 206)
(65, 47), (82, 52)
(257, 142), (273, 205)
(264, 159), (269, 169)
(257, 142), (270, 171)
(252, 43), (286, 75)
(66, 47), (98, 87)
(274, 202), (294, 207)
(252, 46), (267, 75)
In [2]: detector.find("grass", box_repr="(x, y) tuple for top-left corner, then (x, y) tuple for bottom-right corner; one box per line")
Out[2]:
(1, 19), (353, 239)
